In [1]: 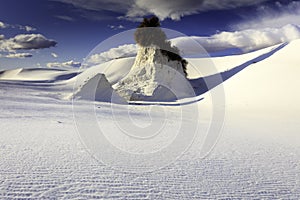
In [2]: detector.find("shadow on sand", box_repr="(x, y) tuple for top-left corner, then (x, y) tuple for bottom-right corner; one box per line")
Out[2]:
(189, 43), (288, 96)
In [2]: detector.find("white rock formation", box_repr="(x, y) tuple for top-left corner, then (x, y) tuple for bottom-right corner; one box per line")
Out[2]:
(73, 73), (125, 103)
(114, 45), (194, 101)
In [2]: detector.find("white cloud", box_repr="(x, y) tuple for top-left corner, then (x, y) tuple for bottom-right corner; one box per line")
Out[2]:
(56, 0), (132, 13)
(86, 44), (137, 64)
(234, 1), (300, 30)
(0, 35), (4, 40)
(109, 25), (125, 30)
(51, 52), (58, 58)
(23, 26), (36, 32)
(56, 0), (269, 21)
(173, 24), (300, 53)
(0, 21), (6, 28)
(0, 34), (57, 52)
(0, 20), (36, 32)
(47, 60), (81, 68)
(55, 15), (74, 21)
(0, 53), (33, 58)
(128, 0), (269, 21)
(85, 24), (300, 64)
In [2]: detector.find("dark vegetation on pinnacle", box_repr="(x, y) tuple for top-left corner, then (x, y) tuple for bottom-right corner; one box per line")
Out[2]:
(134, 16), (188, 76)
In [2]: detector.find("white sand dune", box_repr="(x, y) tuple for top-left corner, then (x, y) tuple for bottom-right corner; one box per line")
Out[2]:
(0, 40), (299, 199)
(0, 68), (78, 82)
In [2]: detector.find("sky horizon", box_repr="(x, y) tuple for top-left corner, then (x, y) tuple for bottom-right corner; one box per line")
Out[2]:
(0, 0), (300, 70)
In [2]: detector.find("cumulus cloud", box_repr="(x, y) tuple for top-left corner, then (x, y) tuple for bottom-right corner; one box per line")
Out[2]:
(56, 0), (269, 20)
(86, 44), (137, 64)
(47, 60), (81, 68)
(127, 0), (269, 20)
(0, 34), (57, 52)
(0, 21), (6, 28)
(0, 20), (36, 32)
(0, 53), (33, 58)
(172, 24), (300, 53)
(23, 25), (36, 32)
(0, 35), (4, 40)
(234, 1), (300, 30)
(86, 24), (300, 64)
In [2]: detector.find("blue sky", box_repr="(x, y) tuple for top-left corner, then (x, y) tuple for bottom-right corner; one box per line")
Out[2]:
(0, 0), (299, 69)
